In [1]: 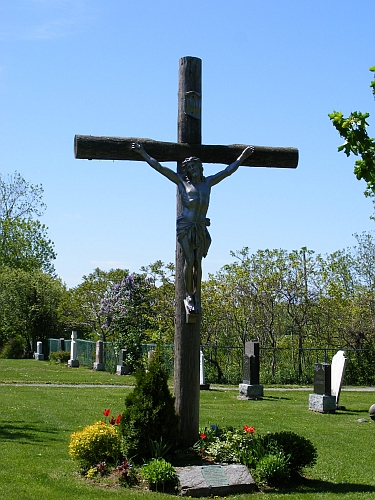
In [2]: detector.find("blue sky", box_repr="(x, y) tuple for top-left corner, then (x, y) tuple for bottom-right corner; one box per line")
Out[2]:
(1, 0), (374, 288)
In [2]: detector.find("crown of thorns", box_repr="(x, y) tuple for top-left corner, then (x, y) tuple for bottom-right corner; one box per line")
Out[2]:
(182, 157), (203, 175)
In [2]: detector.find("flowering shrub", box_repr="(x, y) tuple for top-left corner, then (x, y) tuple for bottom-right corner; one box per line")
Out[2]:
(69, 420), (122, 468)
(194, 425), (317, 487)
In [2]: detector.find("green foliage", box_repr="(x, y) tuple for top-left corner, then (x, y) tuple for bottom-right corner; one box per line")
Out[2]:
(118, 345), (179, 463)
(0, 267), (64, 354)
(0, 172), (56, 274)
(253, 452), (291, 487)
(141, 458), (176, 486)
(69, 421), (122, 468)
(329, 66), (375, 206)
(262, 431), (317, 474)
(57, 267), (127, 340)
(0, 335), (26, 359)
(49, 350), (70, 363)
(100, 272), (156, 371)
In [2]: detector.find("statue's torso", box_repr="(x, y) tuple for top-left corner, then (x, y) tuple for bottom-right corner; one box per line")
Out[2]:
(179, 178), (210, 222)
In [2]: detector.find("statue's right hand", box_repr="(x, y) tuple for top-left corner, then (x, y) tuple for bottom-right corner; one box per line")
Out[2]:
(132, 142), (143, 154)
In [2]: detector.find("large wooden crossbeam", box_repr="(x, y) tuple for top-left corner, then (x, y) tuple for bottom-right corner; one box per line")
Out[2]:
(74, 135), (298, 168)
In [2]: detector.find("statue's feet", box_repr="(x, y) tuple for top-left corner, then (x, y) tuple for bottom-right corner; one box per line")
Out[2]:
(185, 295), (196, 313)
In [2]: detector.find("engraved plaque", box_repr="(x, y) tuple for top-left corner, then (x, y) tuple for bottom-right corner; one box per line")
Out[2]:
(185, 91), (201, 119)
(201, 465), (229, 487)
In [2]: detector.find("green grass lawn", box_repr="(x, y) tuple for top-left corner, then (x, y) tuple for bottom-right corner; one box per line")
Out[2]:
(1, 360), (375, 499)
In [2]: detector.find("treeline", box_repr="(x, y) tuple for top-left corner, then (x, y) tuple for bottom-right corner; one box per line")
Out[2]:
(1, 172), (375, 374)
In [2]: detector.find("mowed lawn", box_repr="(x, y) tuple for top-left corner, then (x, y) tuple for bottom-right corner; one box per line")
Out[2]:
(1, 359), (375, 500)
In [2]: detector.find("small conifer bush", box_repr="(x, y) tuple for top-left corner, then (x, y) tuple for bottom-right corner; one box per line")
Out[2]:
(119, 345), (179, 463)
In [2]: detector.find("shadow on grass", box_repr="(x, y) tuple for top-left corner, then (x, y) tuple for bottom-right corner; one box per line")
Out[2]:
(273, 476), (375, 495)
(0, 420), (59, 443)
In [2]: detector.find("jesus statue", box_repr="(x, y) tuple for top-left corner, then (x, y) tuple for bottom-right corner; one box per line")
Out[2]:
(132, 142), (254, 315)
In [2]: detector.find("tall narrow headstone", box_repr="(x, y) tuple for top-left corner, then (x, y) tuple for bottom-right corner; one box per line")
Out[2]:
(331, 350), (346, 406)
(34, 341), (44, 361)
(238, 340), (263, 399)
(93, 340), (105, 371)
(309, 363), (336, 413)
(116, 349), (129, 375)
(200, 350), (210, 390)
(68, 331), (79, 368)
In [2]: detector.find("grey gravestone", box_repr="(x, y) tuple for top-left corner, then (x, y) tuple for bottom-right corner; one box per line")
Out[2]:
(93, 340), (105, 371)
(331, 350), (346, 406)
(175, 464), (256, 497)
(68, 331), (79, 368)
(116, 349), (129, 375)
(57, 338), (65, 351)
(34, 341), (44, 361)
(309, 363), (336, 413)
(238, 340), (263, 399)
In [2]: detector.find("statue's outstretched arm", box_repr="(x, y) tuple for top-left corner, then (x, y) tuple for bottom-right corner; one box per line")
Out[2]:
(132, 142), (180, 184)
(209, 146), (255, 186)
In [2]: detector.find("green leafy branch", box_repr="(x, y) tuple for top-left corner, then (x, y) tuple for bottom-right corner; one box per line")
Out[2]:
(329, 66), (375, 198)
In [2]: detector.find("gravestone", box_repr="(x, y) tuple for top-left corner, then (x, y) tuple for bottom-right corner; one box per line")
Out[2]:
(331, 350), (346, 406)
(116, 349), (129, 375)
(309, 363), (336, 413)
(93, 340), (105, 371)
(34, 341), (44, 361)
(175, 464), (256, 497)
(68, 331), (79, 368)
(238, 340), (263, 399)
(57, 338), (65, 351)
(200, 350), (210, 390)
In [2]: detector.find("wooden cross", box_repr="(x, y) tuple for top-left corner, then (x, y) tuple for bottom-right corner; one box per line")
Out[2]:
(74, 57), (298, 448)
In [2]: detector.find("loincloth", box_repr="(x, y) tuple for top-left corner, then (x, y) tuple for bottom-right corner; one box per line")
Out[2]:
(176, 216), (211, 257)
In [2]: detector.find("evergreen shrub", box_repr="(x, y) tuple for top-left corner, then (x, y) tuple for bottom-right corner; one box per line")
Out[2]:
(118, 345), (179, 463)
(262, 431), (317, 474)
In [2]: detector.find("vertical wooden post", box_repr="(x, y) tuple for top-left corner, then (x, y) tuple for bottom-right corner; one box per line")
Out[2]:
(174, 56), (202, 448)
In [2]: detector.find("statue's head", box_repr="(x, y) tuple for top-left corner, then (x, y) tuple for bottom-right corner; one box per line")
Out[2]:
(182, 157), (204, 180)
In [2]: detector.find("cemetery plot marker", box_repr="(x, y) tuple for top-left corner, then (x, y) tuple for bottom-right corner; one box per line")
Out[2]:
(74, 56), (298, 447)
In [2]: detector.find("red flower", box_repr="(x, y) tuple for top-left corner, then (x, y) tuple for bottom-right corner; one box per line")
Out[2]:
(109, 417), (116, 425)
(243, 425), (255, 434)
(199, 433), (207, 439)
(116, 413), (122, 424)
(103, 409), (110, 417)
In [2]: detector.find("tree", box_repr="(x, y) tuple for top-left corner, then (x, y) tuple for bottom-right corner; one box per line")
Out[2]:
(57, 268), (127, 340)
(329, 66), (375, 213)
(141, 260), (175, 343)
(0, 172), (56, 273)
(100, 272), (154, 371)
(0, 267), (64, 355)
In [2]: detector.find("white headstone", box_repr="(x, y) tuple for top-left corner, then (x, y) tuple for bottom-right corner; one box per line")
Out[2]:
(200, 350), (205, 385)
(331, 350), (346, 405)
(68, 330), (79, 367)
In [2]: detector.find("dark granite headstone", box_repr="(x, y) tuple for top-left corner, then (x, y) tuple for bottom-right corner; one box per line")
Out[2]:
(314, 363), (331, 395)
(238, 340), (263, 399)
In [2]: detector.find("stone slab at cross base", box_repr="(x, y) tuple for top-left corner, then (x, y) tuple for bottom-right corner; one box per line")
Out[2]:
(309, 393), (336, 413)
(175, 464), (256, 497)
(68, 359), (79, 368)
(34, 353), (44, 361)
(238, 383), (264, 400)
(93, 362), (105, 371)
